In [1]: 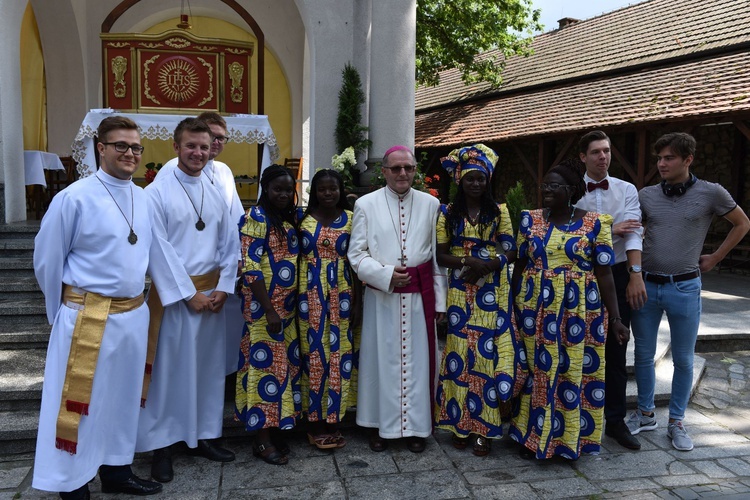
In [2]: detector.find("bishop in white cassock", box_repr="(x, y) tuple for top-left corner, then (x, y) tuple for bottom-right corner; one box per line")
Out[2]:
(347, 146), (447, 451)
(136, 119), (238, 480)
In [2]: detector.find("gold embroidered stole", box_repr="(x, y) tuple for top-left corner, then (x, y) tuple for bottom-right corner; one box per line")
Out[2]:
(55, 286), (144, 454)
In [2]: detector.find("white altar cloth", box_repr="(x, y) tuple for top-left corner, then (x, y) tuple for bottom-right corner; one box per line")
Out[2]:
(24, 151), (65, 187)
(71, 110), (279, 178)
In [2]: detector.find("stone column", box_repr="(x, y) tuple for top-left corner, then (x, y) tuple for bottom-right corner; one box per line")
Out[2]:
(299, 0), (354, 174)
(0, 2), (28, 223)
(368, 0), (416, 162)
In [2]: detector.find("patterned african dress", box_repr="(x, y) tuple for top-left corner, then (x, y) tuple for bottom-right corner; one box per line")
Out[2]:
(298, 210), (359, 423)
(509, 209), (614, 459)
(235, 206), (300, 431)
(434, 203), (525, 439)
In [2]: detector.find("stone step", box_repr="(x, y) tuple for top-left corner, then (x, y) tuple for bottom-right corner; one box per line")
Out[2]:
(0, 238), (35, 258)
(0, 291), (45, 303)
(626, 351), (706, 405)
(0, 275), (41, 293)
(0, 297), (46, 317)
(0, 348), (45, 411)
(0, 397), (244, 456)
(0, 222), (40, 240)
(626, 330), (670, 375)
(0, 325), (51, 350)
(0, 410), (39, 454)
(0, 258), (34, 277)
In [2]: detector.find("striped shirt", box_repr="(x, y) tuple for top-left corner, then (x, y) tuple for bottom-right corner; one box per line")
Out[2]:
(639, 179), (736, 275)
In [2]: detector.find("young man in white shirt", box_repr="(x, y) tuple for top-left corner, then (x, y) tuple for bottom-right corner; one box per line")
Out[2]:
(575, 130), (647, 450)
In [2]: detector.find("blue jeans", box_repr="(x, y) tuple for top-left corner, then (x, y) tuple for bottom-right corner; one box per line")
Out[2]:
(630, 276), (701, 421)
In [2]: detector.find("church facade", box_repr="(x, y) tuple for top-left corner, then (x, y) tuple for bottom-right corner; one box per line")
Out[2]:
(0, 0), (417, 222)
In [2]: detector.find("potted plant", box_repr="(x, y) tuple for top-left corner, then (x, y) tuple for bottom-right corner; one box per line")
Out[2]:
(334, 63), (371, 191)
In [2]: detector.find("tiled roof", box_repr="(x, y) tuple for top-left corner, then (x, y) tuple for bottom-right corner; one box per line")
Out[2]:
(415, 50), (750, 148)
(415, 0), (750, 112)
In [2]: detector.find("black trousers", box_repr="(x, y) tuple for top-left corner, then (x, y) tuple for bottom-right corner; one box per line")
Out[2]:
(604, 262), (632, 424)
(58, 465), (132, 499)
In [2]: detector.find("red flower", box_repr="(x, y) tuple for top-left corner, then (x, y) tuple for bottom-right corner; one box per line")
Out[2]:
(145, 169), (157, 184)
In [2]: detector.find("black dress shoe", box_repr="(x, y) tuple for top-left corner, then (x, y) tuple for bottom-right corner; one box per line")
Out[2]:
(406, 437), (426, 453)
(101, 475), (163, 496)
(606, 421), (641, 450)
(369, 431), (388, 452)
(59, 484), (90, 500)
(151, 447), (173, 483)
(186, 439), (236, 462)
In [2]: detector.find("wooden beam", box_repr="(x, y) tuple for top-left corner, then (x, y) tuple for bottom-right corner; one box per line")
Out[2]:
(537, 140), (546, 208)
(645, 168), (660, 185)
(636, 129), (647, 189)
(551, 135), (576, 167)
(734, 120), (750, 142)
(610, 142), (638, 181)
(732, 128), (747, 205)
(512, 143), (537, 182)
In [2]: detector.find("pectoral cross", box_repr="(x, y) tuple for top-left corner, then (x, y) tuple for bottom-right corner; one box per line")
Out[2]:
(399, 253), (408, 266)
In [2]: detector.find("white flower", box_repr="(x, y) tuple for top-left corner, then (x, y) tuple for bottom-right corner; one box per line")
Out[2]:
(331, 146), (357, 171)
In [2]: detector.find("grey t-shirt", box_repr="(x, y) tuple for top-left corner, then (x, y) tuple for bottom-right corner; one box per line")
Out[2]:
(639, 179), (737, 275)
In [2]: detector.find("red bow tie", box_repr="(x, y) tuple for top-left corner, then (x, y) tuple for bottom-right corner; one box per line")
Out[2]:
(587, 179), (609, 192)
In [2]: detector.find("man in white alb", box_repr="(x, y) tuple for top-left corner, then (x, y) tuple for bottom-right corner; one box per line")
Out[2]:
(32, 116), (162, 498)
(136, 118), (238, 482)
(157, 112), (245, 375)
(348, 145), (447, 453)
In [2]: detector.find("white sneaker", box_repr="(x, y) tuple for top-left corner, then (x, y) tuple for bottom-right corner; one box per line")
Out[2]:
(624, 409), (658, 435)
(667, 421), (694, 451)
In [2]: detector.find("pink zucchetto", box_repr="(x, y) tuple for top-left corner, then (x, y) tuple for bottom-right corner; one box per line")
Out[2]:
(383, 145), (413, 159)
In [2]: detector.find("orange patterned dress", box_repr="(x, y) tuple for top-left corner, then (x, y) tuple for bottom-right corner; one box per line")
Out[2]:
(298, 210), (358, 423)
(510, 209), (614, 459)
(235, 206), (300, 431)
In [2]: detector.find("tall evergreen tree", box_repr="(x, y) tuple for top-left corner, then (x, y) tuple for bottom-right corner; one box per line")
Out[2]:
(335, 63), (371, 156)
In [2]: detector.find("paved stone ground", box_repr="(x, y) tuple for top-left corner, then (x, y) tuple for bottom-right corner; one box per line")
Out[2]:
(2, 351), (750, 499)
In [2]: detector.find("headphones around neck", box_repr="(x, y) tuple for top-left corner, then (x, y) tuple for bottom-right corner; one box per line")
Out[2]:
(661, 173), (697, 197)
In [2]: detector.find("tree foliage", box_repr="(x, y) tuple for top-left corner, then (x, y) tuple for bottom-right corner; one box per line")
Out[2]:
(416, 0), (542, 88)
(335, 63), (371, 156)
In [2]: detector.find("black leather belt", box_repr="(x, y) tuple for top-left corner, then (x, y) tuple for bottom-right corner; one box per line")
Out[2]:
(644, 270), (700, 284)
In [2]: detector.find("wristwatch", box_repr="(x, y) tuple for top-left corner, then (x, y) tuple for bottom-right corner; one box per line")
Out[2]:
(628, 265), (642, 273)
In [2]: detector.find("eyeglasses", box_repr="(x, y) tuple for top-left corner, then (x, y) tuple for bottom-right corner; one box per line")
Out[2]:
(383, 165), (417, 173)
(212, 135), (229, 144)
(101, 142), (145, 155)
(540, 182), (570, 190)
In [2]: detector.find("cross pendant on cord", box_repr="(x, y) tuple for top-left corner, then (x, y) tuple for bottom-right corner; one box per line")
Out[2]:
(399, 254), (408, 266)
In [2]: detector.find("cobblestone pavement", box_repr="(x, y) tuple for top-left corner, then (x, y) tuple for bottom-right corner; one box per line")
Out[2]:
(2, 351), (750, 499)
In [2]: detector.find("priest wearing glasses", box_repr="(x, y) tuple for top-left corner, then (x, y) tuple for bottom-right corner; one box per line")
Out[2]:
(348, 145), (447, 454)
(32, 116), (162, 498)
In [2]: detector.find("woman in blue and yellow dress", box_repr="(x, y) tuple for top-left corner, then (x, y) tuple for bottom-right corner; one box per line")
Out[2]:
(510, 158), (629, 460)
(297, 169), (360, 450)
(235, 164), (300, 466)
(434, 144), (524, 456)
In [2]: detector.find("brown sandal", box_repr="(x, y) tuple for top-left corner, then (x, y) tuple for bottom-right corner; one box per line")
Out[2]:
(330, 430), (347, 448)
(471, 434), (491, 457)
(452, 434), (470, 449)
(307, 433), (340, 450)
